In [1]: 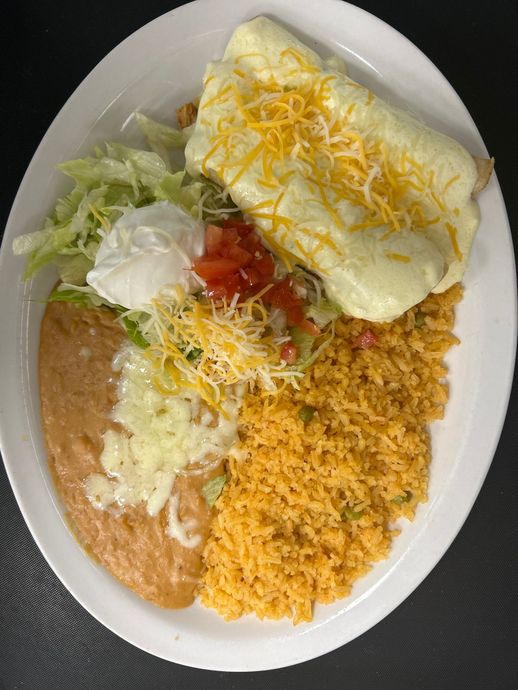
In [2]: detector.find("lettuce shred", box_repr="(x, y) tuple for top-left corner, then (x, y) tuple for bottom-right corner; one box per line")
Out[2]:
(48, 285), (148, 349)
(12, 114), (227, 284)
(202, 474), (227, 507)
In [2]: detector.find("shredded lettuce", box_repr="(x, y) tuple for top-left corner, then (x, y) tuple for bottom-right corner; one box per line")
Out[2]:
(121, 316), (149, 349)
(186, 346), (203, 362)
(57, 144), (171, 201)
(304, 299), (342, 329)
(134, 112), (190, 169)
(48, 287), (97, 307)
(48, 285), (151, 349)
(153, 170), (210, 218)
(289, 322), (336, 372)
(13, 224), (77, 280)
(48, 284), (122, 310)
(154, 171), (185, 203)
(53, 254), (94, 285)
(12, 110), (241, 283)
(134, 114), (243, 220)
(202, 474), (227, 507)
(290, 326), (315, 365)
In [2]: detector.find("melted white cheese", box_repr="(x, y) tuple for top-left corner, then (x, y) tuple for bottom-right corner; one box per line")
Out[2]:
(84, 344), (239, 544)
(86, 201), (205, 310)
(166, 494), (202, 549)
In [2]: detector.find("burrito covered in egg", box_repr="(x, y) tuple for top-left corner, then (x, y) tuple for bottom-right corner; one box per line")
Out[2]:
(186, 16), (491, 321)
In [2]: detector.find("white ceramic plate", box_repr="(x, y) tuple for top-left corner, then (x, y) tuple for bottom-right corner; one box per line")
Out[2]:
(0, 0), (516, 672)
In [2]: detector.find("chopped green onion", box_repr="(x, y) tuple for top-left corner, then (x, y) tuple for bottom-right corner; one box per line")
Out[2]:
(298, 405), (316, 424)
(391, 491), (413, 505)
(202, 474), (227, 508)
(122, 316), (149, 349)
(341, 507), (363, 521)
(186, 347), (203, 362)
(415, 310), (426, 328)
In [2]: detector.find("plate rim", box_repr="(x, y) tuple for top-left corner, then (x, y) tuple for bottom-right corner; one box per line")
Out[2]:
(0, 0), (516, 671)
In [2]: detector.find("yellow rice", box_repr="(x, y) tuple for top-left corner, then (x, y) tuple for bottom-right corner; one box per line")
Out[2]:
(200, 284), (462, 623)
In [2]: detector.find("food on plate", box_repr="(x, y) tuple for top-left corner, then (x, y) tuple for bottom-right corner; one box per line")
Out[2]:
(186, 16), (489, 321)
(13, 16), (492, 621)
(471, 156), (494, 196)
(39, 302), (222, 607)
(201, 285), (462, 622)
(176, 102), (198, 130)
(86, 201), (206, 308)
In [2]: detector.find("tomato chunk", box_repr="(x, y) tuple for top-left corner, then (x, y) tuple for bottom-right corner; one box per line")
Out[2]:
(194, 222), (291, 304)
(254, 254), (275, 278)
(222, 219), (254, 236)
(355, 329), (379, 349)
(205, 224), (224, 256)
(263, 278), (303, 310)
(286, 305), (304, 326)
(192, 257), (241, 280)
(239, 232), (262, 255)
(221, 226), (239, 244)
(242, 267), (262, 288)
(205, 274), (243, 301)
(299, 319), (321, 337)
(280, 342), (298, 364)
(226, 243), (253, 267)
(204, 280), (230, 301)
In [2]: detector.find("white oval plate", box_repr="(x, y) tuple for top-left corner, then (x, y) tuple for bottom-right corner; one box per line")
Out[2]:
(0, 0), (516, 672)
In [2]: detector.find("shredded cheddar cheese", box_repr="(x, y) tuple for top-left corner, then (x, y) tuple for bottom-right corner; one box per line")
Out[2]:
(139, 286), (302, 412)
(199, 47), (463, 265)
(386, 253), (411, 263)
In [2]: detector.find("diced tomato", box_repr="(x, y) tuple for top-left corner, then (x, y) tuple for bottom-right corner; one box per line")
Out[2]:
(239, 232), (262, 255)
(221, 219), (254, 236)
(205, 224), (224, 256)
(217, 242), (230, 258)
(226, 243), (253, 267)
(280, 342), (298, 364)
(204, 280), (230, 301)
(263, 278), (303, 310)
(286, 305), (304, 326)
(299, 319), (321, 337)
(242, 267), (262, 289)
(192, 257), (241, 280)
(221, 226), (239, 244)
(355, 329), (379, 349)
(195, 222), (288, 304)
(254, 253), (275, 278)
(205, 274), (243, 301)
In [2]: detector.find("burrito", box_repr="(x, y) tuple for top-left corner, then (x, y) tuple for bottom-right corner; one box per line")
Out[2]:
(186, 16), (491, 321)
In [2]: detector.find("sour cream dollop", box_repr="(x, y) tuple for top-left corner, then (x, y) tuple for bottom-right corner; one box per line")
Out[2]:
(86, 201), (205, 310)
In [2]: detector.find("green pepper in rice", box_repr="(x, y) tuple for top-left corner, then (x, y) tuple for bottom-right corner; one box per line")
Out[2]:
(298, 405), (316, 424)
(341, 507), (363, 521)
(414, 310), (426, 328)
(391, 491), (413, 505)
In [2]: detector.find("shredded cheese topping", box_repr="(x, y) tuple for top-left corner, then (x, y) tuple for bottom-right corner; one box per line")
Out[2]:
(200, 48), (463, 266)
(139, 286), (303, 411)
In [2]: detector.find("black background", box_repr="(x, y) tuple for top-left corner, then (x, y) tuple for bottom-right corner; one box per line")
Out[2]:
(1, 1), (517, 688)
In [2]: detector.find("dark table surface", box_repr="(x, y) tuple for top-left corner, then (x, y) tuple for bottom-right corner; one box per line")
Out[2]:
(1, 1), (517, 688)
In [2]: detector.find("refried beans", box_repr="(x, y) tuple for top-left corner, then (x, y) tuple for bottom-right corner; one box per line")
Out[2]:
(39, 301), (218, 608)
